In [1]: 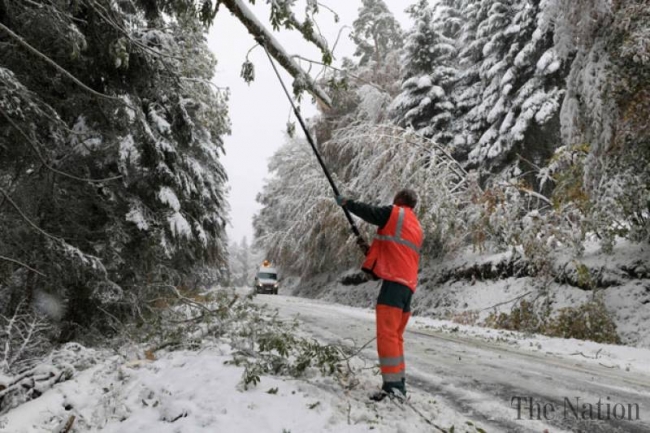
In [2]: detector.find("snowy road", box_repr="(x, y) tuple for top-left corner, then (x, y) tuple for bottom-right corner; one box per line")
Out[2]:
(257, 294), (650, 433)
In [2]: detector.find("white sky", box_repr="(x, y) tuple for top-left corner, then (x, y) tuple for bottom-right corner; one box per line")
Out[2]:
(207, 1), (410, 244)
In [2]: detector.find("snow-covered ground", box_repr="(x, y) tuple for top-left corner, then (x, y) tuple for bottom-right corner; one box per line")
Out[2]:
(3, 346), (439, 433)
(410, 316), (650, 377)
(2, 285), (649, 433)
(0, 290), (478, 433)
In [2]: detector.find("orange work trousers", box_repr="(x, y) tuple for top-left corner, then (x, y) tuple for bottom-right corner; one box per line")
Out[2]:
(375, 280), (413, 390)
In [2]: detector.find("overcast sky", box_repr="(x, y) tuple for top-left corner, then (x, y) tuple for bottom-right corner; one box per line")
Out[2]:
(207, 1), (410, 245)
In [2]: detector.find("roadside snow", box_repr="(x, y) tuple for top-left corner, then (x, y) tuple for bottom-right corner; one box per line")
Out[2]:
(409, 317), (650, 377)
(0, 347), (476, 433)
(0, 294), (482, 433)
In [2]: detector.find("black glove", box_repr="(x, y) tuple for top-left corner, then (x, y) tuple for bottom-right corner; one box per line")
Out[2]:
(356, 237), (370, 255)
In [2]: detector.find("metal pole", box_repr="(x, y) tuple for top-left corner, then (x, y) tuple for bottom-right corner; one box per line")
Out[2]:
(260, 42), (362, 239)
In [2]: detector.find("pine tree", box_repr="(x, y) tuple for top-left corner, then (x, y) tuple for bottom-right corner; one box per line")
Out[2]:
(539, 0), (650, 245)
(457, 0), (566, 183)
(389, 0), (458, 145)
(451, 0), (493, 156)
(351, 0), (403, 68)
(0, 1), (230, 337)
(1, 0), (345, 338)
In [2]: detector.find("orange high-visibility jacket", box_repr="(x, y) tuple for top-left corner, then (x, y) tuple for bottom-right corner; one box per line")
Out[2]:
(362, 205), (423, 291)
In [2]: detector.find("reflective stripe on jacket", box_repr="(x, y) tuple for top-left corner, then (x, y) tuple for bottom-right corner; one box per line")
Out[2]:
(362, 205), (423, 291)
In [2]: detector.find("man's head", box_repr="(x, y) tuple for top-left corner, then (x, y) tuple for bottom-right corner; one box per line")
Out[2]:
(393, 189), (417, 209)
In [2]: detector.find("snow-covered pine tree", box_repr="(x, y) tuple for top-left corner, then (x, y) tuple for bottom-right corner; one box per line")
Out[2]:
(0, 1), (229, 338)
(1, 0), (345, 339)
(228, 236), (269, 287)
(389, 0), (459, 146)
(451, 0), (493, 157)
(114, 16), (230, 294)
(459, 0), (566, 186)
(538, 0), (650, 248)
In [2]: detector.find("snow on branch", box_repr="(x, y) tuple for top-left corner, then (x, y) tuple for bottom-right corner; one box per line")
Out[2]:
(0, 22), (124, 105)
(220, 0), (332, 108)
(0, 340), (99, 415)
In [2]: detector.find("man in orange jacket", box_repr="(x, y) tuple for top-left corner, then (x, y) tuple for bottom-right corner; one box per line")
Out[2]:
(336, 189), (423, 402)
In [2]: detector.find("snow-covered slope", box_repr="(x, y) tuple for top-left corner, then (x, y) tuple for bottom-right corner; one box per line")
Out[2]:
(290, 240), (650, 348)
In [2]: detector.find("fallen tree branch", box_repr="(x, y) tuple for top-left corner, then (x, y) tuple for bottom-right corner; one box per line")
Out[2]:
(339, 337), (376, 362)
(570, 348), (603, 359)
(60, 415), (76, 433)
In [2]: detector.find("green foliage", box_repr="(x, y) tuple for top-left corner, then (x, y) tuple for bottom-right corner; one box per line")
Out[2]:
(465, 421), (487, 433)
(321, 50), (333, 66)
(240, 59), (255, 84)
(548, 144), (591, 213)
(351, 0), (403, 66)
(137, 288), (349, 396)
(484, 300), (540, 334)
(484, 297), (621, 344)
(574, 261), (595, 290)
(286, 121), (296, 138)
(545, 299), (621, 344)
(242, 364), (262, 389)
(225, 305), (343, 387)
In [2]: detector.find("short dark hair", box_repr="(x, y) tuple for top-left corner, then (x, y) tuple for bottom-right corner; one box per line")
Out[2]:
(393, 189), (417, 208)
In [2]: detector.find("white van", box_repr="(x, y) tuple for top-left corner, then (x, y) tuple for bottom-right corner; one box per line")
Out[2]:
(254, 262), (279, 294)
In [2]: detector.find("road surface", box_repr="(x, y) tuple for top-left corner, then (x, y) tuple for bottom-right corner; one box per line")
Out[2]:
(256, 294), (650, 433)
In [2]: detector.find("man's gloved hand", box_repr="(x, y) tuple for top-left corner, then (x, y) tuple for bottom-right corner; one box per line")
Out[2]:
(335, 195), (348, 206)
(356, 237), (370, 255)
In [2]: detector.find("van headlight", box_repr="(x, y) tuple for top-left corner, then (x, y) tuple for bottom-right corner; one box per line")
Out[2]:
(273, 283), (278, 288)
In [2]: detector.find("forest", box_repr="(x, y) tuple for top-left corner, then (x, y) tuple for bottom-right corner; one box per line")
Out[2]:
(254, 0), (649, 282)
(1, 0), (649, 401)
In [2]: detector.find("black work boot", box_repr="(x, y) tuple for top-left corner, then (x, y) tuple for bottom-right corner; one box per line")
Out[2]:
(369, 383), (407, 403)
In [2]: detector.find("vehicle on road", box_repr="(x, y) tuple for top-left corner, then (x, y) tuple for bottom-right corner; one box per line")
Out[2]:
(254, 261), (279, 294)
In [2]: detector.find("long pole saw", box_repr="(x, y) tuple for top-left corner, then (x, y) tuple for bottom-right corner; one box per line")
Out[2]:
(259, 41), (363, 241)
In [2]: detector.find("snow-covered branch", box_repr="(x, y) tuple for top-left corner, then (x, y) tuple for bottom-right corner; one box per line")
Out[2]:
(0, 22), (124, 104)
(220, 0), (332, 108)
